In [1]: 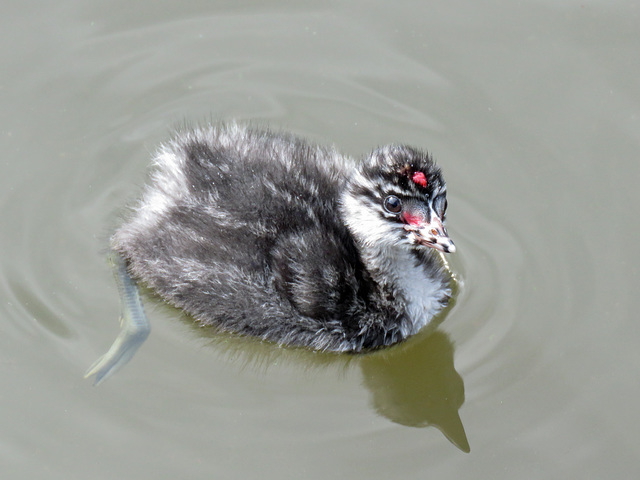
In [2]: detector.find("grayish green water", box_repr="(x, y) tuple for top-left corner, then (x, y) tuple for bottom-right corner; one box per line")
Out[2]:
(2, 0), (639, 478)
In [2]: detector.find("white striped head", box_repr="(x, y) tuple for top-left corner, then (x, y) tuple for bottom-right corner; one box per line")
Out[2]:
(341, 145), (455, 254)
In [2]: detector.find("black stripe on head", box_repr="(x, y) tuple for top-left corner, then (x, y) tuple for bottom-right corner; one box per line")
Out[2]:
(362, 145), (445, 200)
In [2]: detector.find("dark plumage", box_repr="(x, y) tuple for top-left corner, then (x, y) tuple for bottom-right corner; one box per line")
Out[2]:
(112, 123), (455, 353)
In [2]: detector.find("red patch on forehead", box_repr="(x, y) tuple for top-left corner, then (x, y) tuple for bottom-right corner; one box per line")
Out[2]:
(411, 171), (428, 188)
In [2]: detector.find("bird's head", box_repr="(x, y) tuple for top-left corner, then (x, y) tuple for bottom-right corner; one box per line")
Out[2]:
(341, 145), (455, 254)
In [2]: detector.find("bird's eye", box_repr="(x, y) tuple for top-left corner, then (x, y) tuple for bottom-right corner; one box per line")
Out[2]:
(383, 195), (402, 214)
(433, 195), (448, 218)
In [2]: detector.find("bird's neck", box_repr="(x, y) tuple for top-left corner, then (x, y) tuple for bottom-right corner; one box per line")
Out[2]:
(339, 189), (452, 333)
(360, 241), (452, 335)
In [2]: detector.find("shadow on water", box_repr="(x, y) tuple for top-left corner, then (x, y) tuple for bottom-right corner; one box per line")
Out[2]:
(186, 312), (469, 453)
(360, 330), (469, 452)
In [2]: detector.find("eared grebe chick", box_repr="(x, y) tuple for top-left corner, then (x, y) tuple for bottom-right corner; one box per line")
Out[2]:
(86, 123), (456, 384)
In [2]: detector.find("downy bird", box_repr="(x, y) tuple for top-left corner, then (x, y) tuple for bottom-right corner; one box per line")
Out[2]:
(86, 123), (456, 384)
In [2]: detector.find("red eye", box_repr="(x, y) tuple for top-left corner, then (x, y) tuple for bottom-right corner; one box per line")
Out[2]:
(383, 195), (402, 214)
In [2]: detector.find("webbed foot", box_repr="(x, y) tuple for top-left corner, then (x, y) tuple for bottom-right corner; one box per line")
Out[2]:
(85, 251), (150, 385)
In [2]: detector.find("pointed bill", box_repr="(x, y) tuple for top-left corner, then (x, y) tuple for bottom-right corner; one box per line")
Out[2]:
(405, 213), (455, 253)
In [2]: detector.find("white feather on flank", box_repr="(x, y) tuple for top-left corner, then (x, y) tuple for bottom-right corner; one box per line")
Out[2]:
(137, 143), (188, 219)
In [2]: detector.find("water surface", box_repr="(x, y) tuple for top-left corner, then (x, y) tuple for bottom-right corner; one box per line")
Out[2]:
(1, 1), (639, 478)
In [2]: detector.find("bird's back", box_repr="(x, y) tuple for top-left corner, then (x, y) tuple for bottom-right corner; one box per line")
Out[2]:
(85, 122), (455, 388)
(112, 124), (379, 350)
(117, 125), (349, 257)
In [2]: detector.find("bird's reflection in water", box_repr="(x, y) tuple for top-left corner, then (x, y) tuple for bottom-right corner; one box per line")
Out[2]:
(193, 315), (468, 453)
(360, 330), (469, 452)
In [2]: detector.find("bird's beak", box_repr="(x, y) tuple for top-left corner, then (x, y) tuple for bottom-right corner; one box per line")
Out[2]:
(405, 215), (456, 253)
